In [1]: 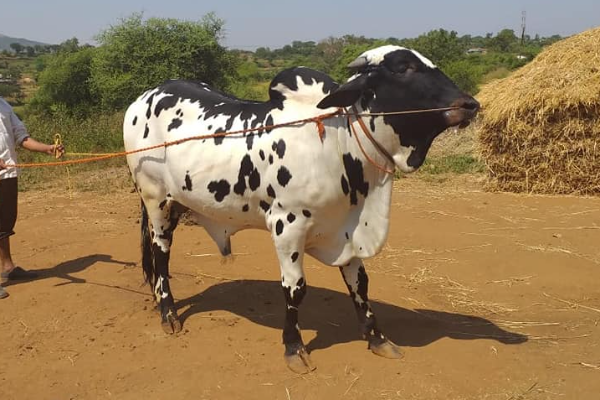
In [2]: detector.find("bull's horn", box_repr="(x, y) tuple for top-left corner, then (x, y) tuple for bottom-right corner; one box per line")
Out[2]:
(347, 56), (368, 70)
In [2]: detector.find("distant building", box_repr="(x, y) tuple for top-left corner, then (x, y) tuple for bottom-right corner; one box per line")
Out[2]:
(466, 47), (487, 55)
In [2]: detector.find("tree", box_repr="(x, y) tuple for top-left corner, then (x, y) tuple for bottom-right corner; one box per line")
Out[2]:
(58, 38), (81, 53)
(329, 41), (381, 82)
(255, 47), (272, 60)
(442, 60), (480, 94)
(9, 43), (23, 55)
(406, 29), (465, 68)
(31, 47), (96, 114)
(90, 13), (237, 111)
(489, 29), (518, 52)
(317, 37), (346, 74)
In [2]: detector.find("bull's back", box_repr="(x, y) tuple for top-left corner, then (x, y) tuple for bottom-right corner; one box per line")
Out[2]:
(124, 70), (346, 228)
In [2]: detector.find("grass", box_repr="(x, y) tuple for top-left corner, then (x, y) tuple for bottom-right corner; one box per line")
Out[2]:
(481, 67), (512, 84)
(17, 159), (131, 192)
(416, 154), (484, 175)
(14, 110), (128, 192)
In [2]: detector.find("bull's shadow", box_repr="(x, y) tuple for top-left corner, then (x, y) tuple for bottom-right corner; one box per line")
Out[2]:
(176, 279), (527, 352)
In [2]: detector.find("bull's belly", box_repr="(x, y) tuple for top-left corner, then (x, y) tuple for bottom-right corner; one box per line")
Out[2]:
(175, 189), (361, 266)
(304, 209), (390, 266)
(175, 187), (268, 228)
(304, 231), (381, 267)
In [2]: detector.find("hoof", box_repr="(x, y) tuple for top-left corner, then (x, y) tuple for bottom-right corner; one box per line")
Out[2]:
(370, 339), (403, 359)
(161, 312), (182, 334)
(284, 347), (316, 374)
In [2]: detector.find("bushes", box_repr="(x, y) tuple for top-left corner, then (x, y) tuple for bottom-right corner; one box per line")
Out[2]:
(32, 47), (96, 114)
(30, 13), (237, 115)
(0, 83), (20, 98)
(90, 13), (237, 111)
(14, 109), (126, 190)
(442, 60), (481, 94)
(20, 111), (124, 155)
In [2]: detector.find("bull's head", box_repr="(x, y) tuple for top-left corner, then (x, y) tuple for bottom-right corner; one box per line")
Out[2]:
(317, 45), (479, 172)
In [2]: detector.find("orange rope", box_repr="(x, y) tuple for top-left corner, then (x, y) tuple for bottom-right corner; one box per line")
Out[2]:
(4, 110), (342, 169)
(3, 107), (457, 169)
(348, 109), (396, 175)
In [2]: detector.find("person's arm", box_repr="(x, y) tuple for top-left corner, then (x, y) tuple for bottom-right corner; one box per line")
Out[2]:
(9, 108), (30, 146)
(21, 137), (65, 157)
(21, 137), (57, 155)
(8, 106), (64, 157)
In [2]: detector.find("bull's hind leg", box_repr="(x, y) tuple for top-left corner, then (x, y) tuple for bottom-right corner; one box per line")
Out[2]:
(340, 258), (402, 359)
(142, 197), (183, 334)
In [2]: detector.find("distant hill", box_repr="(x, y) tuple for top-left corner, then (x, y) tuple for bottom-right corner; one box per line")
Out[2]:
(0, 33), (49, 51)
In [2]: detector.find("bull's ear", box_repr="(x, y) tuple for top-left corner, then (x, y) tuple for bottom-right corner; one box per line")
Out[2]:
(317, 74), (368, 109)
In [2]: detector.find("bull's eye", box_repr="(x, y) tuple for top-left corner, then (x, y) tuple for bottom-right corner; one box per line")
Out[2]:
(393, 64), (413, 75)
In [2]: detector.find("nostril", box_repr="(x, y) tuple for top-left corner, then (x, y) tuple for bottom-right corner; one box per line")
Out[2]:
(462, 98), (480, 111)
(450, 97), (480, 111)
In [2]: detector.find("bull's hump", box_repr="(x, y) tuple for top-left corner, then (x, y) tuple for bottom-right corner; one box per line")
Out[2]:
(268, 67), (338, 106)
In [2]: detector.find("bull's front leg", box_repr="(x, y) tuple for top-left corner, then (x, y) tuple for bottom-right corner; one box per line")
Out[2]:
(271, 217), (315, 374)
(340, 258), (402, 359)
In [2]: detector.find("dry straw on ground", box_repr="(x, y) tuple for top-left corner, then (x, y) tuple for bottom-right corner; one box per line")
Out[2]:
(477, 27), (600, 195)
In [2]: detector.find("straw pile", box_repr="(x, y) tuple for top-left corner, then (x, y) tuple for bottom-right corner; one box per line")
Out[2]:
(477, 27), (600, 195)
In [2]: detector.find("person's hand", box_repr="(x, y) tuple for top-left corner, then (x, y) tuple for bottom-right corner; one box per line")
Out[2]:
(47, 144), (65, 158)
(0, 159), (6, 170)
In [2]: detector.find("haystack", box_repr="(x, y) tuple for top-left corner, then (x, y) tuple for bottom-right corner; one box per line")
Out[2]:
(477, 27), (600, 195)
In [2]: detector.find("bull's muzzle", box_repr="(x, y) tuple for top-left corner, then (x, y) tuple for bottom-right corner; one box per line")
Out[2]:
(443, 97), (480, 128)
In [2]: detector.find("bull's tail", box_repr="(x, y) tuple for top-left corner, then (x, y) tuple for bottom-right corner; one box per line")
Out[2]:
(140, 200), (155, 285)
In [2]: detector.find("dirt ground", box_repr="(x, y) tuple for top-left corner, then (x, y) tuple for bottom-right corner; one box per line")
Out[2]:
(1, 175), (599, 400)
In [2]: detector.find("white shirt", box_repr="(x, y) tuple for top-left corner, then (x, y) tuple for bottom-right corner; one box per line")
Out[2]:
(0, 97), (30, 179)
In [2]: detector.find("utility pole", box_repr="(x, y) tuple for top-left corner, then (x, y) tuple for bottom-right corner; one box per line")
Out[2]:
(521, 10), (527, 45)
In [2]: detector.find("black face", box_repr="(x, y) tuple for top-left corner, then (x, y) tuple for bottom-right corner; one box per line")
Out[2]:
(317, 48), (480, 169)
(370, 50), (479, 167)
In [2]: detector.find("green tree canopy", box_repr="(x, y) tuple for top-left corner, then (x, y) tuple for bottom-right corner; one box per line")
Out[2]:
(31, 47), (96, 114)
(90, 13), (237, 111)
(404, 29), (466, 68)
(489, 29), (518, 52)
(9, 43), (23, 54)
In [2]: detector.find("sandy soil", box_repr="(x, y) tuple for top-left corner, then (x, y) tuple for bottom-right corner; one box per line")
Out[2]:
(1, 176), (599, 400)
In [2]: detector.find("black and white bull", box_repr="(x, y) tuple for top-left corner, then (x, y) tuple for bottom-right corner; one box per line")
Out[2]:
(124, 45), (479, 373)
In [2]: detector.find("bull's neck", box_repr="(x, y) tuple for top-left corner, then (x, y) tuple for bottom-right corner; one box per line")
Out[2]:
(338, 104), (396, 189)
(336, 104), (395, 241)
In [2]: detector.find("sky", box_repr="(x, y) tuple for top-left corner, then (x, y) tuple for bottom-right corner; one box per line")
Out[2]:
(1, 0), (599, 49)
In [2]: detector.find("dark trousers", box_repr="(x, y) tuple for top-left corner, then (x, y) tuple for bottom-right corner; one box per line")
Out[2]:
(0, 177), (18, 240)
